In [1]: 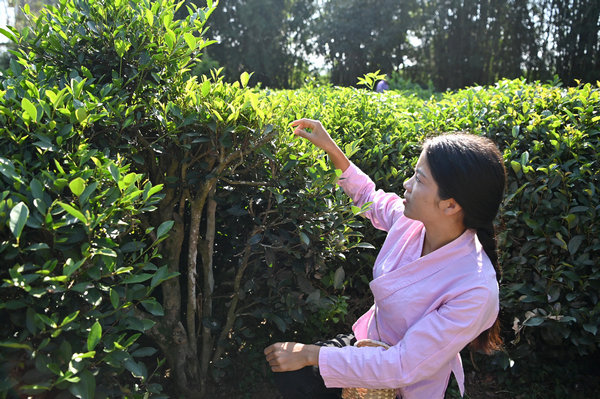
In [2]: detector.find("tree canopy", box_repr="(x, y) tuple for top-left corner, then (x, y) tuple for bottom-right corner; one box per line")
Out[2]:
(198, 0), (316, 88)
(194, 0), (599, 89)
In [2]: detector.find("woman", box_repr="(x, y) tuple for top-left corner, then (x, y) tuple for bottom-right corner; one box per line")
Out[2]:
(265, 119), (506, 399)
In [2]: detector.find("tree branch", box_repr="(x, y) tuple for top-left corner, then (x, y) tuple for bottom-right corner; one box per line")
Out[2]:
(220, 176), (272, 187)
(199, 185), (217, 393)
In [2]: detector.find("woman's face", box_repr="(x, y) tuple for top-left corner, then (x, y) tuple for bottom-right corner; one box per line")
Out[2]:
(402, 150), (444, 224)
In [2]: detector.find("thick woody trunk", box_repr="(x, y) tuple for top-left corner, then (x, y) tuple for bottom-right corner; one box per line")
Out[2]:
(145, 127), (278, 397)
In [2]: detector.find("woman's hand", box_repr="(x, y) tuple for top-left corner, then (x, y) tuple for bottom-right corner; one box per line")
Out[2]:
(290, 118), (350, 172)
(291, 119), (336, 152)
(264, 342), (321, 372)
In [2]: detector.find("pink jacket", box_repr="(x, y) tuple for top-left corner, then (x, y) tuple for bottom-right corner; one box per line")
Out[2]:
(318, 163), (499, 399)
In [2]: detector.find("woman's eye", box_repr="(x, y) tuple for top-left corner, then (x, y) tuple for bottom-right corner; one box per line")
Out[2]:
(414, 174), (421, 183)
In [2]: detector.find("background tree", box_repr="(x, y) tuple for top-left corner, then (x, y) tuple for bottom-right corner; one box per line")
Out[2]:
(195, 0), (317, 88)
(546, 0), (600, 85)
(174, 0), (600, 90)
(404, 0), (539, 90)
(315, 0), (418, 87)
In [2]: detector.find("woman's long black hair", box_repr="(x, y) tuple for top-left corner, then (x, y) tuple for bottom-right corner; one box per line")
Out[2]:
(424, 132), (506, 354)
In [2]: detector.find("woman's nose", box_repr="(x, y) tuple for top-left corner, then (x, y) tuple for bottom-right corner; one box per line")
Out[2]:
(403, 176), (413, 192)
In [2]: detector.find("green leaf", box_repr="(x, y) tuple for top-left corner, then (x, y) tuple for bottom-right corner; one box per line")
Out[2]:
(333, 266), (345, 289)
(69, 177), (86, 197)
(270, 314), (287, 332)
(114, 39), (131, 58)
(299, 231), (310, 246)
(567, 235), (585, 255)
(21, 97), (37, 122)
(142, 183), (163, 200)
(30, 179), (44, 199)
(75, 108), (87, 123)
(93, 248), (117, 258)
(0, 341), (33, 351)
(511, 125), (520, 138)
(126, 318), (155, 332)
(0, 27), (17, 43)
(87, 321), (102, 351)
(183, 32), (196, 50)
(9, 202), (29, 241)
(141, 299), (164, 316)
(132, 347), (158, 357)
(583, 323), (598, 335)
(109, 163), (120, 183)
(156, 220), (174, 239)
(109, 288), (119, 309)
(524, 317), (544, 327)
(36, 313), (57, 328)
(60, 310), (80, 327)
(0, 157), (24, 183)
(57, 201), (88, 224)
(151, 265), (178, 288)
(201, 79), (210, 97)
(69, 370), (95, 399)
(72, 351), (96, 361)
(64, 258), (85, 277)
(165, 29), (176, 50)
(124, 358), (148, 380)
(121, 172), (138, 188)
(510, 160), (521, 174)
(240, 72), (250, 88)
(122, 273), (153, 284)
(145, 8), (154, 26)
(354, 242), (376, 249)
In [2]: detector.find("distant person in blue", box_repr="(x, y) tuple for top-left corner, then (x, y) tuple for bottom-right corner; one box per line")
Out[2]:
(375, 79), (389, 92)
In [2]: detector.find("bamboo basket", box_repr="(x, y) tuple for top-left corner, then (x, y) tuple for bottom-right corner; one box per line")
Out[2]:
(341, 339), (398, 399)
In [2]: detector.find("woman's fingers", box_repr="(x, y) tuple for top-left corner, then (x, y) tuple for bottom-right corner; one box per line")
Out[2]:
(290, 118), (333, 150)
(264, 342), (310, 372)
(290, 119), (318, 138)
(290, 118), (318, 128)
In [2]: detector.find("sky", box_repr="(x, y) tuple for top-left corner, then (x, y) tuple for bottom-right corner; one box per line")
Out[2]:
(0, 0), (15, 44)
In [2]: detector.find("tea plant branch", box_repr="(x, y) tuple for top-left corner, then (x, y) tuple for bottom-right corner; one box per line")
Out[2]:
(234, 300), (262, 314)
(157, 158), (182, 208)
(199, 184), (217, 395)
(212, 225), (265, 364)
(186, 194), (203, 358)
(212, 192), (273, 363)
(221, 126), (279, 169)
(133, 307), (197, 396)
(220, 176), (272, 187)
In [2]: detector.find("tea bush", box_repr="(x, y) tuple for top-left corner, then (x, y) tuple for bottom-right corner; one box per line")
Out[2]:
(0, 32), (171, 399)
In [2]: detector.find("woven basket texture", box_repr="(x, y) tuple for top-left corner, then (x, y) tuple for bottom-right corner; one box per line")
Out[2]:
(340, 339), (398, 399)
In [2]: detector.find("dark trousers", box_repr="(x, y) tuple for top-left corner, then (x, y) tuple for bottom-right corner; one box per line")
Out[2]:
(273, 333), (356, 399)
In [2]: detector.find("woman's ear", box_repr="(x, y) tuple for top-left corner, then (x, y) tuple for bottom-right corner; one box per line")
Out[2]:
(441, 198), (463, 217)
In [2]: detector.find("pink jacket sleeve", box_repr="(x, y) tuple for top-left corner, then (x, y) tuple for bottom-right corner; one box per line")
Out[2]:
(338, 163), (405, 232)
(318, 285), (498, 389)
